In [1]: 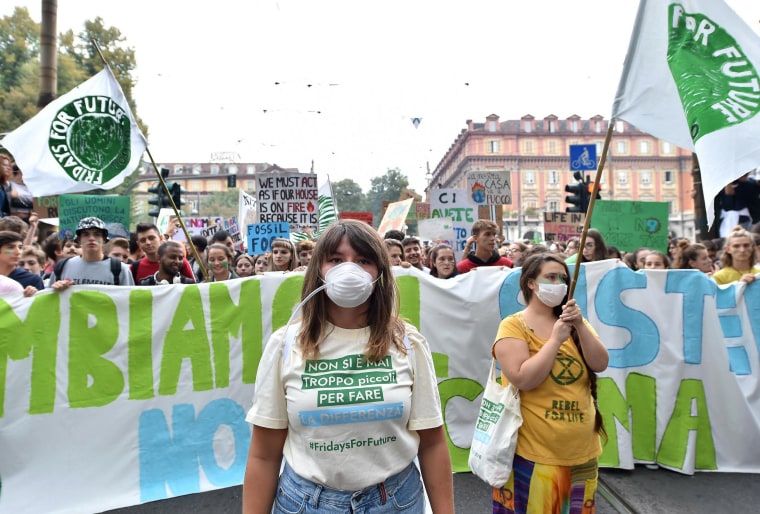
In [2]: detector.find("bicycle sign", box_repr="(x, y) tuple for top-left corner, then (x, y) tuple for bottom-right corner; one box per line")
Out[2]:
(569, 144), (597, 171)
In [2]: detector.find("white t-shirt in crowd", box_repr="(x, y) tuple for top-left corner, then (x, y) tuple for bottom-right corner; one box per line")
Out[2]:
(246, 321), (443, 490)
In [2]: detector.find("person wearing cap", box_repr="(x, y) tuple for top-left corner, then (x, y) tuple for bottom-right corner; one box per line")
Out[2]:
(49, 217), (135, 290)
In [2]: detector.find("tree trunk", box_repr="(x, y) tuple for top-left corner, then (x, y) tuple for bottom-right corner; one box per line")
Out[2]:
(37, 0), (58, 108)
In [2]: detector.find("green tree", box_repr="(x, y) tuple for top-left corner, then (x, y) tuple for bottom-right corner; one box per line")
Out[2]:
(332, 178), (367, 213)
(0, 7), (38, 91)
(366, 168), (409, 228)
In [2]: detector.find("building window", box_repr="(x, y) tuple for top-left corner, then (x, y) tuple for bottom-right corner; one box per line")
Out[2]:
(618, 170), (628, 184)
(549, 120), (557, 133)
(549, 200), (559, 212)
(616, 140), (627, 154)
(210, 164), (220, 175)
(173, 165), (183, 175)
(548, 170), (560, 185)
(662, 141), (673, 154)
(246, 180), (255, 190)
(523, 140), (535, 154)
(192, 165), (202, 175)
(523, 121), (532, 133)
(641, 170), (651, 186)
(664, 170), (673, 184)
(228, 165), (238, 175)
(639, 140), (651, 154)
(615, 120), (625, 132)
(208, 181), (221, 192)
(489, 120), (497, 132)
(524, 171), (536, 185)
(571, 120), (579, 132)
(547, 140), (558, 154)
(595, 120), (602, 133)
(247, 165), (256, 174)
(488, 140), (500, 153)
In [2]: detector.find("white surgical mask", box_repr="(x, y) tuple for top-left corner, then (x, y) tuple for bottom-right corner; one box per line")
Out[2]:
(535, 282), (567, 308)
(323, 262), (377, 308)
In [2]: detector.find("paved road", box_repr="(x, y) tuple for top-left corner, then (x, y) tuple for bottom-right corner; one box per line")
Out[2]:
(103, 467), (759, 513)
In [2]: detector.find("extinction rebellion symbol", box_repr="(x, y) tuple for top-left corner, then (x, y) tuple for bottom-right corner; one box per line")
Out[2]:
(47, 95), (132, 185)
(667, 4), (760, 142)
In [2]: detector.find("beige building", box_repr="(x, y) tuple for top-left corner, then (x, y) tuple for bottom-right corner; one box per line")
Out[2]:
(428, 114), (696, 240)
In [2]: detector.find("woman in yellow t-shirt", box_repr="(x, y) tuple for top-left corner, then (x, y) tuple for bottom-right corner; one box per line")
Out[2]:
(492, 253), (609, 514)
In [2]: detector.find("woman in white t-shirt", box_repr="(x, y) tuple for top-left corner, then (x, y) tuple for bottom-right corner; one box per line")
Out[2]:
(243, 219), (454, 514)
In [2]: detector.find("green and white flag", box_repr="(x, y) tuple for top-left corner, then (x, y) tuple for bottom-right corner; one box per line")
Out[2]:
(1, 67), (148, 197)
(291, 178), (339, 243)
(612, 0), (760, 227)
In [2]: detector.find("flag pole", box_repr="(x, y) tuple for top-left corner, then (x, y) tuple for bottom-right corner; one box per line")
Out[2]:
(567, 122), (615, 300)
(91, 40), (208, 282)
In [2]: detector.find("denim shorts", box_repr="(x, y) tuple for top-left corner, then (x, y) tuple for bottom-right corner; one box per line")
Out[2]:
(273, 460), (425, 513)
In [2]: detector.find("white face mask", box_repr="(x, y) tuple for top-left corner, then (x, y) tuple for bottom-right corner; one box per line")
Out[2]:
(535, 282), (567, 308)
(323, 262), (377, 308)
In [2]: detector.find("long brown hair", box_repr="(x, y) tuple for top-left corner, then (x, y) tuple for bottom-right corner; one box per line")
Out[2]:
(298, 220), (405, 361)
(519, 253), (607, 441)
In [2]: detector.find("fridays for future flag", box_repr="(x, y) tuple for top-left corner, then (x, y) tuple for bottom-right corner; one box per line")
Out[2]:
(1, 67), (148, 197)
(291, 179), (339, 242)
(612, 0), (760, 227)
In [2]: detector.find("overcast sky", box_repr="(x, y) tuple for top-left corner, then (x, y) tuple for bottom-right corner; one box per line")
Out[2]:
(4, 0), (760, 193)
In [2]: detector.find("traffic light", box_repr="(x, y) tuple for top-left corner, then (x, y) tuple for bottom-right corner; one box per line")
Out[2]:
(565, 181), (588, 213)
(147, 183), (171, 217)
(169, 182), (187, 212)
(587, 180), (602, 201)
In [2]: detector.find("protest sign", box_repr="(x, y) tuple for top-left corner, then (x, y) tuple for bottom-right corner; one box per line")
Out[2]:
(417, 218), (456, 247)
(377, 198), (414, 235)
(247, 222), (290, 254)
(58, 194), (130, 239)
(592, 200), (669, 252)
(339, 212), (374, 225)
(2, 262), (760, 514)
(255, 172), (318, 231)
(238, 189), (256, 231)
(543, 211), (585, 241)
(33, 196), (58, 219)
(466, 171), (512, 205)
(429, 189), (476, 259)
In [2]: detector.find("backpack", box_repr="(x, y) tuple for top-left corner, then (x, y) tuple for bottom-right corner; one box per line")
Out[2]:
(54, 256), (123, 285)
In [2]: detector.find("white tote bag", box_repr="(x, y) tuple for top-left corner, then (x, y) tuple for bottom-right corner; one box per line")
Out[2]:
(468, 359), (523, 488)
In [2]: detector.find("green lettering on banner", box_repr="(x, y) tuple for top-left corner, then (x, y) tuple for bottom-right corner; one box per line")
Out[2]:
(397, 276), (420, 329)
(128, 289), (154, 400)
(657, 379), (717, 470)
(0, 294), (60, 417)
(271, 275), (304, 332)
(438, 377), (483, 472)
(159, 286), (213, 395)
(68, 291), (124, 408)
(598, 374), (657, 466)
(211, 280), (263, 385)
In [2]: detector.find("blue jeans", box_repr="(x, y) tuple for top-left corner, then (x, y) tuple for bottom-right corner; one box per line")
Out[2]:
(273, 460), (425, 513)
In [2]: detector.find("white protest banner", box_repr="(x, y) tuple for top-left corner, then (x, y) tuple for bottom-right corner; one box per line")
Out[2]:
(466, 171), (512, 206)
(255, 171), (318, 231)
(2, 261), (760, 513)
(429, 189), (476, 259)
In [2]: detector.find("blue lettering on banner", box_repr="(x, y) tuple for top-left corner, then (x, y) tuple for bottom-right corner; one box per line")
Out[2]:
(665, 271), (716, 366)
(715, 283), (752, 375)
(138, 399), (250, 502)
(298, 402), (404, 426)
(596, 268), (660, 368)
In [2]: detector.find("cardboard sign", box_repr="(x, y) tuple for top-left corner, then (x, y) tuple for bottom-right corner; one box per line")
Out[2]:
(377, 198), (414, 235)
(255, 172), (318, 231)
(247, 222), (290, 254)
(58, 194), (131, 239)
(339, 211), (374, 225)
(466, 171), (512, 205)
(543, 211), (585, 241)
